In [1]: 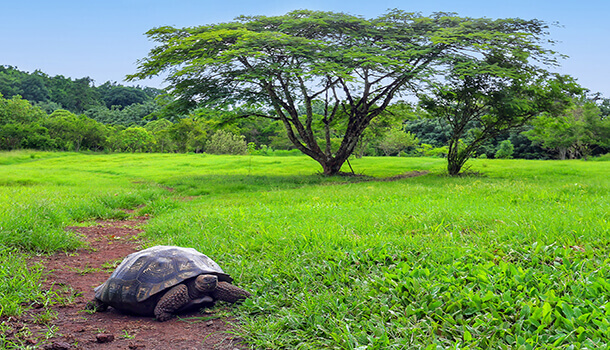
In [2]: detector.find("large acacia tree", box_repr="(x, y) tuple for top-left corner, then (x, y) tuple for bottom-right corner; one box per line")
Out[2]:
(129, 10), (564, 175)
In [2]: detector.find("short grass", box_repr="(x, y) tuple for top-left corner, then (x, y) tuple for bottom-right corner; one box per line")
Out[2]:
(1, 150), (609, 349)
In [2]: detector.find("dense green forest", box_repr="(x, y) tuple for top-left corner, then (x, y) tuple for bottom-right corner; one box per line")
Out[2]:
(0, 65), (161, 118)
(1, 65), (609, 160)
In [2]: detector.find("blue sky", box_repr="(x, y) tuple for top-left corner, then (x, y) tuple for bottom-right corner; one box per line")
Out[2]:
(1, 0), (608, 96)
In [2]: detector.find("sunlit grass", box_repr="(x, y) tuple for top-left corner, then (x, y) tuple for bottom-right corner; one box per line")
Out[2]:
(142, 157), (610, 349)
(1, 151), (609, 348)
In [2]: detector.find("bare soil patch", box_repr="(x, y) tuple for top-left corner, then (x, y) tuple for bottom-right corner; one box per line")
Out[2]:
(3, 216), (247, 350)
(373, 170), (430, 182)
(331, 170), (430, 183)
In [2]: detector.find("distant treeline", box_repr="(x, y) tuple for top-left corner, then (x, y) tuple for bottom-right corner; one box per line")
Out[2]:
(0, 65), (162, 122)
(1, 66), (608, 159)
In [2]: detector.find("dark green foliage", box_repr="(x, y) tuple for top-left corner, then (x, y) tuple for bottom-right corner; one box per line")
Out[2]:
(0, 65), (161, 114)
(404, 118), (451, 148)
(167, 118), (208, 153)
(508, 127), (549, 159)
(85, 100), (160, 126)
(0, 94), (52, 150)
(237, 117), (284, 147)
(0, 123), (54, 150)
(41, 110), (109, 151)
(20, 73), (50, 102)
(403, 113), (551, 160)
(0, 95), (109, 151)
(97, 81), (160, 109)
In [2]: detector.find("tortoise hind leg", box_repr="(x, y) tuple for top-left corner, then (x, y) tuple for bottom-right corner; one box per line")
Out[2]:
(154, 284), (190, 322)
(212, 282), (251, 303)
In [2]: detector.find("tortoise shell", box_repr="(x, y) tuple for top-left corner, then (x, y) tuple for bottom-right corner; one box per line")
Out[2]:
(94, 246), (232, 315)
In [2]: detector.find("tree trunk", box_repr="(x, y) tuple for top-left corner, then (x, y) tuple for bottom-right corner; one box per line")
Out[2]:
(320, 159), (344, 176)
(447, 139), (467, 176)
(558, 147), (567, 160)
(447, 161), (463, 176)
(315, 132), (362, 176)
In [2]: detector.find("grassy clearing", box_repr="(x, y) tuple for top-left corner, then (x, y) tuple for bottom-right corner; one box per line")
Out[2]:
(143, 157), (610, 349)
(1, 151), (609, 349)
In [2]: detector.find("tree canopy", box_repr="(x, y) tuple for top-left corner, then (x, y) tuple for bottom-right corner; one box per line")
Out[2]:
(2, 11), (604, 166)
(129, 9), (570, 175)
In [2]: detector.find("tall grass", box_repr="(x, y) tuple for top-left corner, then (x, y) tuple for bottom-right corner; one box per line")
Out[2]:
(0, 247), (50, 317)
(1, 151), (609, 348)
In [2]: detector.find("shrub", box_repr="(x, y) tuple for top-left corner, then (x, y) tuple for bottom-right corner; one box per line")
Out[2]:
(118, 126), (155, 152)
(205, 130), (247, 155)
(495, 140), (515, 159)
(590, 153), (610, 161)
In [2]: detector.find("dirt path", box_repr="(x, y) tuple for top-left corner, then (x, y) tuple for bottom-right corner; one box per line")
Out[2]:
(5, 216), (247, 350)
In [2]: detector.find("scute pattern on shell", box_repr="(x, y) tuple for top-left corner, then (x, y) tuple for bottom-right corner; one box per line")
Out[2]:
(94, 246), (232, 310)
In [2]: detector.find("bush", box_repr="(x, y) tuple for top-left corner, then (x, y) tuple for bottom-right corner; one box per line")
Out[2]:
(113, 126), (154, 152)
(378, 129), (419, 156)
(590, 153), (610, 161)
(495, 140), (515, 159)
(416, 143), (448, 157)
(247, 143), (303, 157)
(272, 149), (303, 157)
(248, 143), (273, 156)
(205, 130), (247, 155)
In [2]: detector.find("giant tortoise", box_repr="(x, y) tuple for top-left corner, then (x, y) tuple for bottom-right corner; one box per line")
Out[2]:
(86, 245), (250, 321)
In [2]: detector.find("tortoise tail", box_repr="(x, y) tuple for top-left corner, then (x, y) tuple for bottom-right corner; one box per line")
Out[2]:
(213, 281), (251, 303)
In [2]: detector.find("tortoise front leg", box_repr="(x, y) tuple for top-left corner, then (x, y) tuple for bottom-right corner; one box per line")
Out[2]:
(154, 284), (190, 321)
(85, 298), (108, 312)
(212, 281), (251, 303)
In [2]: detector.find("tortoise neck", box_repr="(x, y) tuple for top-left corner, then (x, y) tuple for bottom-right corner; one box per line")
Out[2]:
(185, 279), (205, 299)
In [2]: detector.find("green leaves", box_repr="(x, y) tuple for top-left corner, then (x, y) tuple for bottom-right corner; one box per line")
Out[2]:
(368, 252), (610, 348)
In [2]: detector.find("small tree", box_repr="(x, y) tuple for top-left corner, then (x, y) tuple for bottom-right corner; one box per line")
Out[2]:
(43, 109), (85, 151)
(0, 93), (46, 125)
(421, 61), (580, 175)
(42, 109), (108, 151)
(145, 118), (174, 152)
(168, 118), (208, 153)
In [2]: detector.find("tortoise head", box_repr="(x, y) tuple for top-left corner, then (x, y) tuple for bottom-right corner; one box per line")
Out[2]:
(194, 274), (218, 294)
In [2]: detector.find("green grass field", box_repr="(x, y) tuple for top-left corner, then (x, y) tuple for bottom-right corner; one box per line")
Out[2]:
(1, 151), (609, 349)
